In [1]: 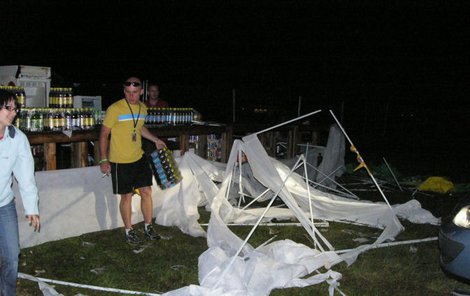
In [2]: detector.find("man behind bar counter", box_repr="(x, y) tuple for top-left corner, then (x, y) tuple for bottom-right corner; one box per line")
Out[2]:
(99, 77), (166, 245)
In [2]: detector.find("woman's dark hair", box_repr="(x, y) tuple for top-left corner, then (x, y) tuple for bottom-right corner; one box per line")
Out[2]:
(0, 89), (16, 108)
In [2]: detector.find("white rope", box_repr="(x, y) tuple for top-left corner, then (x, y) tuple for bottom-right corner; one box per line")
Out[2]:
(335, 237), (438, 254)
(18, 272), (162, 295)
(200, 222), (330, 227)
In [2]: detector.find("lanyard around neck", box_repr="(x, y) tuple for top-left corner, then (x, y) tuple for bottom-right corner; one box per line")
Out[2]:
(125, 99), (141, 130)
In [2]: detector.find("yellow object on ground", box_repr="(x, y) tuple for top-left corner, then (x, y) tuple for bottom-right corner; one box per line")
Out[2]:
(418, 177), (454, 194)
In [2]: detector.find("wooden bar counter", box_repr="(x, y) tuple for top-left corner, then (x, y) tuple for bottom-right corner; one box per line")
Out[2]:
(27, 129), (100, 170)
(26, 123), (232, 171)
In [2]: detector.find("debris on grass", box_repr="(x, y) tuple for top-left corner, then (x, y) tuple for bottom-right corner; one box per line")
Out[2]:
(34, 269), (46, 276)
(90, 267), (106, 275)
(341, 229), (354, 235)
(81, 241), (96, 247)
(133, 246), (149, 254)
(159, 234), (173, 240)
(352, 238), (369, 243)
(269, 228), (280, 235)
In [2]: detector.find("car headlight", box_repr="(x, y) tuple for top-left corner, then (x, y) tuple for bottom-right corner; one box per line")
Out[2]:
(453, 205), (470, 228)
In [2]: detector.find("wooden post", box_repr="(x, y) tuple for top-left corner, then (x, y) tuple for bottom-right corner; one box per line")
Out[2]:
(198, 135), (207, 159)
(78, 141), (88, 167)
(179, 134), (189, 153)
(70, 143), (78, 168)
(288, 125), (298, 158)
(71, 142), (89, 167)
(93, 140), (100, 165)
(221, 125), (232, 162)
(44, 143), (56, 170)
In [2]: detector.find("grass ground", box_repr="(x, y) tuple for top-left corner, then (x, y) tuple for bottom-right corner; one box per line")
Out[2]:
(16, 177), (470, 295)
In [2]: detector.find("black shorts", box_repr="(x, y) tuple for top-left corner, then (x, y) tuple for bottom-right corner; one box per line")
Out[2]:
(110, 155), (153, 194)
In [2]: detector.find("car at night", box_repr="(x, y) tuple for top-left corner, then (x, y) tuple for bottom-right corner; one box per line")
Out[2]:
(439, 198), (470, 282)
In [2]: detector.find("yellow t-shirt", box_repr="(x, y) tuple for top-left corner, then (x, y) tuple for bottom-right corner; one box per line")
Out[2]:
(103, 99), (148, 163)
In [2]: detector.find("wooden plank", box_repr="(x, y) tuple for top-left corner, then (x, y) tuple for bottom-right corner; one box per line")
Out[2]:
(27, 130), (99, 145)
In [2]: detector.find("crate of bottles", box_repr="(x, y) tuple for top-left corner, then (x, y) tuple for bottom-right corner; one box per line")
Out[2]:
(149, 147), (183, 190)
(48, 87), (74, 108)
(15, 107), (98, 132)
(145, 107), (195, 126)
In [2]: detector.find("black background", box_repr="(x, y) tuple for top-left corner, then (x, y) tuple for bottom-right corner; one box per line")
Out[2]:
(1, 1), (469, 180)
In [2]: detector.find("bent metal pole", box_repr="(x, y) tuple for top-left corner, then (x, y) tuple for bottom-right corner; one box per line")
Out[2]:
(329, 110), (403, 230)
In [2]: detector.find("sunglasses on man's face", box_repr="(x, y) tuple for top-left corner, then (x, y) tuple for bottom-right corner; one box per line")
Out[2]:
(123, 81), (141, 87)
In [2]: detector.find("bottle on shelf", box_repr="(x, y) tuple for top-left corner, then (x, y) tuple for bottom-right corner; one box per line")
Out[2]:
(66, 88), (74, 108)
(64, 108), (72, 130)
(48, 88), (56, 108)
(15, 86), (26, 108)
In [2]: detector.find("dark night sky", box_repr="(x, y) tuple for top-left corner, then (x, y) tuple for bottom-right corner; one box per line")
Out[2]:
(1, 1), (470, 179)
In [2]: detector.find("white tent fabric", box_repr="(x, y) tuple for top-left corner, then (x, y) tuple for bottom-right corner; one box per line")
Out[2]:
(15, 167), (121, 248)
(13, 155), (221, 247)
(315, 124), (346, 187)
(162, 134), (439, 295)
(283, 123), (345, 192)
(14, 133), (439, 295)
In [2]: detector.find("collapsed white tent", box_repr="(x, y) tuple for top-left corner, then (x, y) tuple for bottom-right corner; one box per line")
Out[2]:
(158, 133), (439, 296)
(15, 119), (439, 295)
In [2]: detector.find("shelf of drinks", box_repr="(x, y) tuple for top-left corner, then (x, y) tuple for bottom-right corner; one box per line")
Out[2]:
(23, 123), (227, 142)
(26, 122), (232, 171)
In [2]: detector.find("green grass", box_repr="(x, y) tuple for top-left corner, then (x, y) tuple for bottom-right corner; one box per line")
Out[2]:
(17, 212), (470, 296)
(18, 223), (206, 295)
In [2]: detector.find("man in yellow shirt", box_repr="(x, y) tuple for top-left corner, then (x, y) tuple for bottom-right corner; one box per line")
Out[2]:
(99, 77), (166, 244)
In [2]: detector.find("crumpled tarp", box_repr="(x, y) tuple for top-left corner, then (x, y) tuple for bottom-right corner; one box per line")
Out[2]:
(160, 134), (439, 295)
(418, 176), (454, 194)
